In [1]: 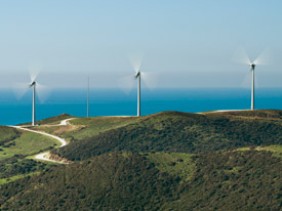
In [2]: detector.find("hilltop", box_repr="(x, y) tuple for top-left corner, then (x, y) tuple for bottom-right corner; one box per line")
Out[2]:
(0, 110), (281, 210)
(54, 110), (282, 160)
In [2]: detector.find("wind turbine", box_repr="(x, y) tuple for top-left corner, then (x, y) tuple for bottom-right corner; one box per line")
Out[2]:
(135, 70), (141, 117)
(234, 48), (270, 111)
(14, 70), (49, 126)
(86, 76), (90, 118)
(28, 71), (44, 126)
(29, 80), (37, 126)
(118, 56), (158, 117)
(250, 63), (256, 110)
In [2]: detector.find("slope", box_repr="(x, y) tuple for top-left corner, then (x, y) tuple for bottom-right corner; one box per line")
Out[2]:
(0, 150), (281, 210)
(54, 111), (282, 161)
(0, 125), (61, 186)
(0, 110), (281, 210)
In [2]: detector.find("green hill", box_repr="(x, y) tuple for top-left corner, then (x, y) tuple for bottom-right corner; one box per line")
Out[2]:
(54, 111), (282, 161)
(0, 110), (281, 210)
(0, 150), (281, 210)
(0, 126), (62, 186)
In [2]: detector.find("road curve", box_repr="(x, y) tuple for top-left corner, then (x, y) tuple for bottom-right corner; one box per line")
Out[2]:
(12, 126), (67, 147)
(11, 118), (74, 164)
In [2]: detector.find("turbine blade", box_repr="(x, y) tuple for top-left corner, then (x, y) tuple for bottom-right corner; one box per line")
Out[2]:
(129, 54), (143, 74)
(142, 71), (159, 89)
(28, 64), (41, 82)
(233, 47), (251, 65)
(13, 82), (29, 100)
(29, 70), (39, 83)
(36, 82), (51, 103)
(254, 48), (271, 65)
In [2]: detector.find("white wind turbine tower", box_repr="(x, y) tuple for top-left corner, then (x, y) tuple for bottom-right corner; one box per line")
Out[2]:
(86, 76), (90, 118)
(132, 57), (157, 117)
(119, 56), (157, 117)
(250, 63), (256, 110)
(130, 55), (143, 117)
(235, 48), (270, 111)
(135, 70), (141, 117)
(14, 69), (49, 126)
(28, 71), (43, 126)
(29, 80), (37, 126)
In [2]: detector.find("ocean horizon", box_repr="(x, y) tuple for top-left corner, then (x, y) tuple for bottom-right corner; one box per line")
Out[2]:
(1, 87), (282, 125)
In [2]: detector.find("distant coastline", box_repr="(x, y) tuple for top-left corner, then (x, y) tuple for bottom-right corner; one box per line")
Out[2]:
(0, 87), (282, 125)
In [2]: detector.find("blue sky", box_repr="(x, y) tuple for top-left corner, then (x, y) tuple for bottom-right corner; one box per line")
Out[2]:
(0, 0), (282, 88)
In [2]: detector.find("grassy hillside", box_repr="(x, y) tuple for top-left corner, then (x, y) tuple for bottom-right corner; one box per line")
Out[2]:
(34, 116), (138, 142)
(0, 156), (46, 179)
(167, 150), (281, 210)
(19, 113), (72, 126)
(206, 109), (282, 119)
(0, 130), (60, 160)
(0, 126), (20, 148)
(37, 113), (72, 125)
(0, 126), (60, 186)
(54, 111), (282, 161)
(0, 110), (281, 210)
(0, 153), (180, 210)
(0, 150), (281, 210)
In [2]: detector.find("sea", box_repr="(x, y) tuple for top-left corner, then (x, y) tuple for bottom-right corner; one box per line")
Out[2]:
(1, 88), (282, 125)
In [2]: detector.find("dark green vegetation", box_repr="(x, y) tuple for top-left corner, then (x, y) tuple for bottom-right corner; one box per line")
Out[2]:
(0, 126), (20, 149)
(0, 153), (179, 210)
(0, 126), (60, 187)
(0, 155), (46, 179)
(0, 128), (59, 160)
(165, 150), (281, 210)
(55, 111), (282, 160)
(0, 110), (282, 210)
(34, 116), (138, 142)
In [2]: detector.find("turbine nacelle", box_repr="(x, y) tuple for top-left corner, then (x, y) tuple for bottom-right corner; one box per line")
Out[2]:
(135, 71), (141, 78)
(29, 81), (36, 87)
(250, 63), (256, 71)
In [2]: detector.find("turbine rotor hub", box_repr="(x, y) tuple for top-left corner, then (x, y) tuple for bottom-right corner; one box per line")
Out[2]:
(30, 81), (36, 87)
(135, 71), (141, 78)
(251, 63), (256, 70)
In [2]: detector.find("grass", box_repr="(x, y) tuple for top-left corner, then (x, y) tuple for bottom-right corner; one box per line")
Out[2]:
(69, 117), (139, 139)
(19, 113), (72, 126)
(0, 171), (40, 185)
(56, 110), (282, 161)
(205, 109), (282, 118)
(0, 130), (60, 160)
(163, 150), (282, 211)
(1, 111), (282, 210)
(35, 116), (139, 142)
(0, 126), (20, 144)
(255, 145), (282, 158)
(236, 146), (252, 151)
(37, 113), (72, 125)
(235, 145), (282, 158)
(0, 152), (180, 210)
(31, 125), (76, 142)
(0, 126), (60, 185)
(146, 152), (195, 182)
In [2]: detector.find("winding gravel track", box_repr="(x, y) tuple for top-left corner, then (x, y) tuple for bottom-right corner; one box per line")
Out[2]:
(11, 118), (74, 164)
